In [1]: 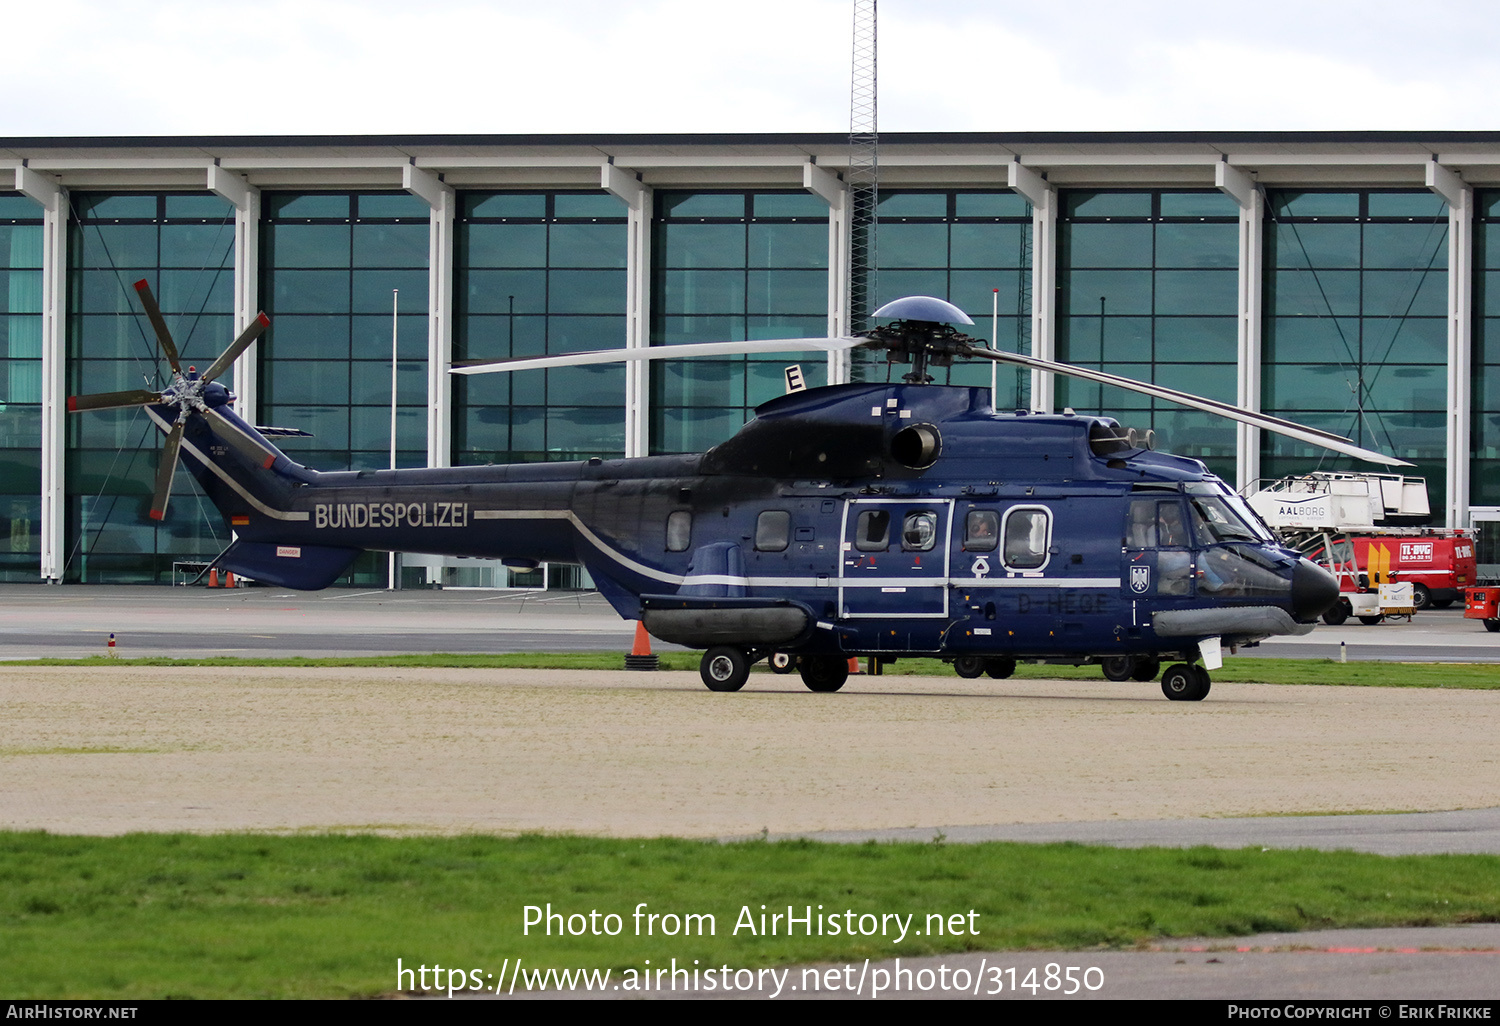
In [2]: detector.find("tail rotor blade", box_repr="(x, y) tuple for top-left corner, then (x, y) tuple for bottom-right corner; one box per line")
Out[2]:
(149, 420), (184, 521)
(201, 312), (271, 385)
(134, 279), (182, 376)
(67, 389), (163, 413)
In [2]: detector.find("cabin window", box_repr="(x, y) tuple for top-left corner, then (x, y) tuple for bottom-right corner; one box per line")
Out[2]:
(964, 510), (998, 551)
(1002, 507), (1050, 569)
(666, 510), (692, 552)
(854, 509), (891, 551)
(902, 511), (938, 552)
(755, 510), (791, 552)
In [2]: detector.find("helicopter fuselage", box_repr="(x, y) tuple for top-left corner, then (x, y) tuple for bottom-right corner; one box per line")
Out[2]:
(166, 381), (1336, 676)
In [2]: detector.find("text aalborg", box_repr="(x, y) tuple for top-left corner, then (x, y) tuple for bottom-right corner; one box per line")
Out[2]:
(524, 903), (980, 944)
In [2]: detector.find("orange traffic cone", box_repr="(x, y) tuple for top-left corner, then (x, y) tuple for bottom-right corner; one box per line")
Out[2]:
(225, 571), (236, 588)
(208, 568), (219, 588)
(625, 621), (659, 671)
(847, 657), (862, 675)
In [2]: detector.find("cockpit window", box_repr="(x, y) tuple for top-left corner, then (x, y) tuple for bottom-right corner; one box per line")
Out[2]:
(1186, 481), (1274, 542)
(1127, 499), (1189, 548)
(1187, 495), (1261, 545)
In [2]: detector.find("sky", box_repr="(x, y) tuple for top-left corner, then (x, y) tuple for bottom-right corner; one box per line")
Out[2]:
(2, 0), (1498, 137)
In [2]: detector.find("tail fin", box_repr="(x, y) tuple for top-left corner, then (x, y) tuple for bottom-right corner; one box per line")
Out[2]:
(156, 402), (361, 590)
(152, 401), (311, 525)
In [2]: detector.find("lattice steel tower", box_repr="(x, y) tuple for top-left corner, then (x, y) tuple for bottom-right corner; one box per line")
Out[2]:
(848, 0), (878, 349)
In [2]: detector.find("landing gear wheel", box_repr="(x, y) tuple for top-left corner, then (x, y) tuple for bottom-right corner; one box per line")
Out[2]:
(700, 646), (749, 692)
(1100, 656), (1135, 682)
(985, 657), (1016, 679)
(1485, 619), (1500, 633)
(1411, 584), (1432, 610)
(1190, 665), (1211, 700)
(953, 655), (987, 679)
(768, 651), (795, 674)
(799, 655), (849, 693)
(1161, 663), (1209, 701)
(1358, 615), (1384, 625)
(1321, 601), (1350, 626)
(1130, 657), (1161, 682)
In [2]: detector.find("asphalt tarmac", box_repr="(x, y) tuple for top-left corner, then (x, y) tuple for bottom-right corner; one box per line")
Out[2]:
(1, 582), (1497, 661)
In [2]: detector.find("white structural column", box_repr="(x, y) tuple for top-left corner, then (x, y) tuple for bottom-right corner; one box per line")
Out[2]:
(403, 163), (455, 469)
(804, 161), (850, 383)
(15, 166), (66, 582)
(1428, 159), (1472, 528)
(1216, 159), (1263, 492)
(602, 162), (652, 457)
(207, 164), (260, 418)
(1008, 160), (1055, 412)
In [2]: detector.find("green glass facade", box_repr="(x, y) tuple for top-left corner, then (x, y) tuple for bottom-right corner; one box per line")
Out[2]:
(873, 191), (1032, 405)
(1471, 191), (1500, 506)
(650, 191), (830, 454)
(0, 195), (42, 580)
(1263, 191), (1449, 512)
(260, 192), (431, 473)
(14, 135), (1497, 585)
(455, 191), (628, 465)
(66, 192), (236, 582)
(1056, 190), (1240, 481)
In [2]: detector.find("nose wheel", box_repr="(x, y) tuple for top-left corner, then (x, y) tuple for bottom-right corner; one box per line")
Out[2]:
(1160, 663), (1210, 701)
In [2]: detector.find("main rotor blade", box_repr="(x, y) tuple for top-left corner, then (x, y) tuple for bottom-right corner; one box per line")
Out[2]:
(149, 420), (184, 521)
(966, 346), (1413, 468)
(451, 336), (864, 375)
(202, 406), (281, 469)
(134, 280), (182, 376)
(67, 389), (163, 413)
(201, 313), (271, 385)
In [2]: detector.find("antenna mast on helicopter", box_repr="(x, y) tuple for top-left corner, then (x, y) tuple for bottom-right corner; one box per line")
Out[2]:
(848, 0), (879, 365)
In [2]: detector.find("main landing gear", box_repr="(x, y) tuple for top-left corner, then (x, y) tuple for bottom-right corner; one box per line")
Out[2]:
(953, 655), (1017, 679)
(1100, 655), (1161, 682)
(697, 648), (850, 693)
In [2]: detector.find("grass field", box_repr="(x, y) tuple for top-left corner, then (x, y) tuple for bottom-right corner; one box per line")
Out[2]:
(3, 832), (1499, 999)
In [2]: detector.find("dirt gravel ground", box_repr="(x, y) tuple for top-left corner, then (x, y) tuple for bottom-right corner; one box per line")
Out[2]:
(2, 666), (1498, 837)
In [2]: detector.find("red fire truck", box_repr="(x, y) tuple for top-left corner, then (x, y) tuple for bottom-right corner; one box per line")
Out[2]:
(1463, 586), (1500, 632)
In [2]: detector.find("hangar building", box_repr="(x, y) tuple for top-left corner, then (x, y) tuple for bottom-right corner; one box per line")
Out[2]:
(0, 132), (1494, 584)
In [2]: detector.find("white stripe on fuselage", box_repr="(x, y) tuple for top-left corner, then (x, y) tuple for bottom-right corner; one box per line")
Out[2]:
(146, 408), (309, 522)
(476, 509), (1121, 591)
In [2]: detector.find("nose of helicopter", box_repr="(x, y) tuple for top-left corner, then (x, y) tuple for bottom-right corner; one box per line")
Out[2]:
(1290, 558), (1340, 621)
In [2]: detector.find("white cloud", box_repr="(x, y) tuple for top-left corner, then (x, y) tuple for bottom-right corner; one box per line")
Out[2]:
(2, 0), (1498, 136)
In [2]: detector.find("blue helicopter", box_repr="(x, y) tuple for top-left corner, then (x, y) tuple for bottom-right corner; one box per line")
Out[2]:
(71, 288), (1407, 700)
